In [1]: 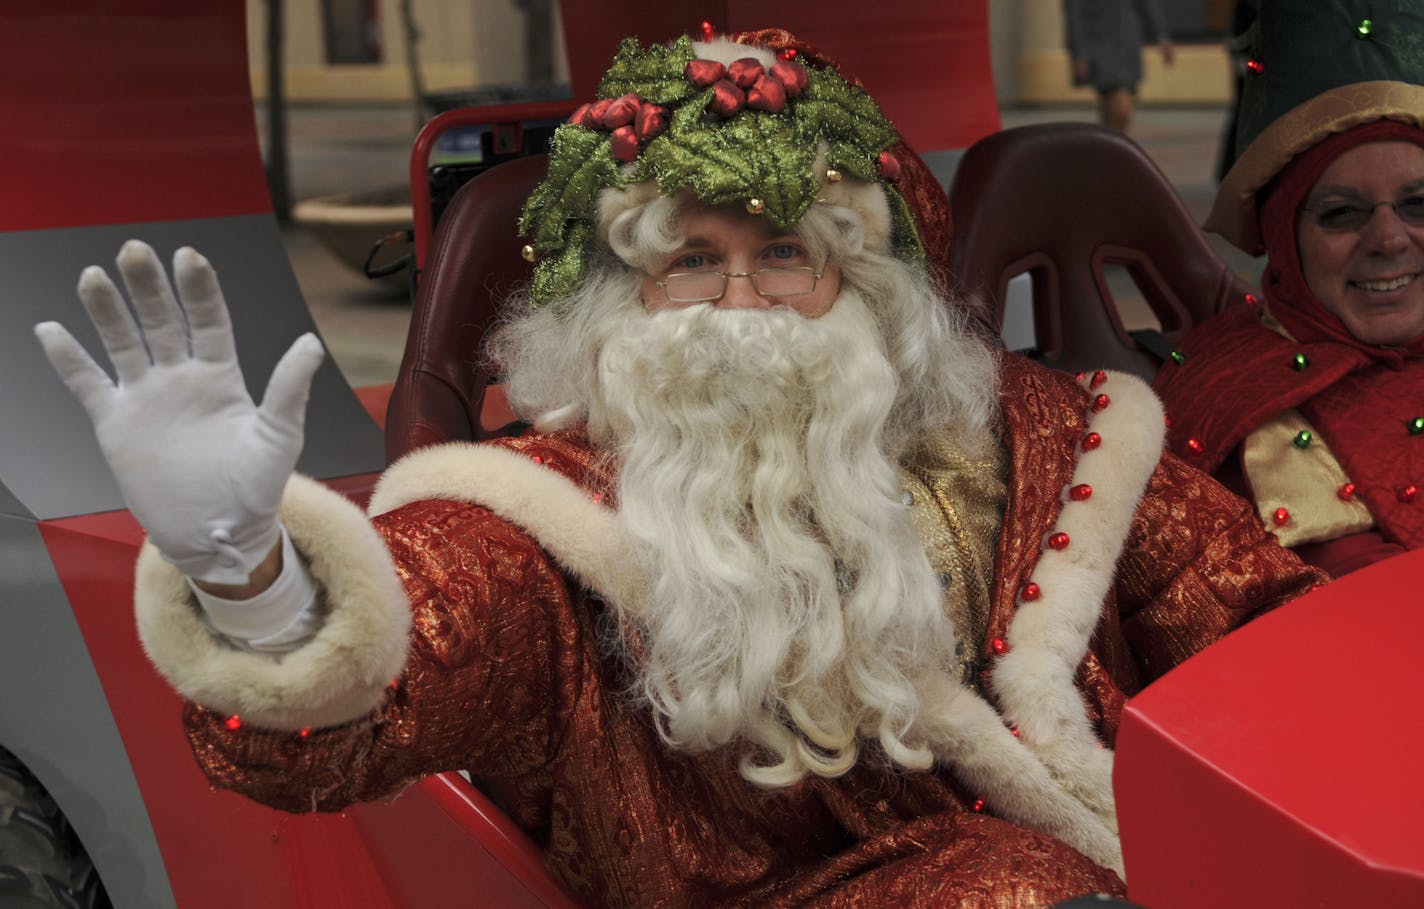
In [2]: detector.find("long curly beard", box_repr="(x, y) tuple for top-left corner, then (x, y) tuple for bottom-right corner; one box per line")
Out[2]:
(593, 291), (960, 786)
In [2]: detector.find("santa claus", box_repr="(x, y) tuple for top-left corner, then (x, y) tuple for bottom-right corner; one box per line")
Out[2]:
(36, 31), (1320, 907)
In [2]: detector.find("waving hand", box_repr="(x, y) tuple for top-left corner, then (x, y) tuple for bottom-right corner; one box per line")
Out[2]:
(34, 240), (325, 585)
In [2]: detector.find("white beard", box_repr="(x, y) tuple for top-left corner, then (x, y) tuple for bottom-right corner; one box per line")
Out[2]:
(592, 292), (961, 785)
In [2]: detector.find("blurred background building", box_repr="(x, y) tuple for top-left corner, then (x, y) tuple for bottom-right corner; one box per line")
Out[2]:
(244, 1), (1255, 389)
(246, 0), (1240, 110)
(245, 0), (569, 107)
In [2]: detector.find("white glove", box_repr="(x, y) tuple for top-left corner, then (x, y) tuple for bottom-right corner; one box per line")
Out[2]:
(34, 240), (326, 585)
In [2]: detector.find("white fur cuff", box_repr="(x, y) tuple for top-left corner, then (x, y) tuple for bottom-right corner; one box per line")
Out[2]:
(135, 474), (411, 731)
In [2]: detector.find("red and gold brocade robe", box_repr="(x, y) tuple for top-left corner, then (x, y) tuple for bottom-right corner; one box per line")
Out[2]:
(134, 356), (1322, 907)
(1154, 301), (1424, 576)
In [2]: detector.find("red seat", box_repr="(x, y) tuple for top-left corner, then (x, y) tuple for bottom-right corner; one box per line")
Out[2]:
(385, 154), (548, 463)
(948, 122), (1249, 378)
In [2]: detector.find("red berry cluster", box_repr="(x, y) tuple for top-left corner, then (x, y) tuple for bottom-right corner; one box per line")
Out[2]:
(684, 55), (810, 118)
(568, 94), (671, 163)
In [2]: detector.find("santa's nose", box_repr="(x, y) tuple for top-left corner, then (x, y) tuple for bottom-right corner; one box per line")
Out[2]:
(716, 272), (773, 309)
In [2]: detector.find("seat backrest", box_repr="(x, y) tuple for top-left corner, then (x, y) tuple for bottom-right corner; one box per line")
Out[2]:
(385, 154), (548, 463)
(947, 122), (1251, 379)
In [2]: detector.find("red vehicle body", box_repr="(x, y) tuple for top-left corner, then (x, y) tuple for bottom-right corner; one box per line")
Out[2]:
(1, 2), (1419, 908)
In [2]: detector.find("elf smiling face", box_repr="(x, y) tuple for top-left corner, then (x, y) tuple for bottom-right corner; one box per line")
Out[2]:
(1296, 140), (1424, 346)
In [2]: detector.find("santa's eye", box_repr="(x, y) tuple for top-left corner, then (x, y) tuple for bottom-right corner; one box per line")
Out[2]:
(763, 243), (806, 264)
(672, 252), (713, 271)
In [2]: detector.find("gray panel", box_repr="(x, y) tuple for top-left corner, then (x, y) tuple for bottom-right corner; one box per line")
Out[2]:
(0, 512), (175, 909)
(919, 147), (966, 195)
(0, 476), (33, 521)
(1, 214), (386, 521)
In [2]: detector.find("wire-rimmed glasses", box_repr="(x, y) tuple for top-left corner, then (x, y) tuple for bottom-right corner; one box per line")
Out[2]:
(652, 266), (824, 303)
(1301, 194), (1424, 232)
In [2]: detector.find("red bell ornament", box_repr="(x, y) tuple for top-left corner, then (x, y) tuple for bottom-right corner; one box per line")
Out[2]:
(601, 93), (640, 129)
(610, 126), (639, 163)
(568, 102), (594, 127)
(727, 57), (765, 88)
(634, 103), (668, 141)
(587, 100), (613, 129)
(769, 59), (808, 96)
(877, 151), (901, 180)
(708, 80), (746, 118)
(747, 74), (787, 113)
(684, 58), (727, 88)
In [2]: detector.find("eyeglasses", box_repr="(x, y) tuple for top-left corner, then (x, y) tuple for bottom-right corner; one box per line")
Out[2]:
(652, 266), (823, 303)
(1301, 194), (1424, 232)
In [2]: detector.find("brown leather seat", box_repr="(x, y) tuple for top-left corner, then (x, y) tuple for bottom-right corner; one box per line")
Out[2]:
(385, 154), (548, 463)
(947, 122), (1251, 379)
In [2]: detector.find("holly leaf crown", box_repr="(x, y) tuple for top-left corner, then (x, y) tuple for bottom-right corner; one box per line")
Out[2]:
(519, 35), (921, 310)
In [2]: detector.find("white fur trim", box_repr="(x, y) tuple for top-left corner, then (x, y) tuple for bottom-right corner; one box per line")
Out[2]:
(813, 149), (892, 253)
(371, 443), (647, 611)
(991, 371), (1166, 832)
(135, 474), (411, 731)
(595, 179), (663, 249)
(691, 38), (776, 69)
(916, 674), (1124, 876)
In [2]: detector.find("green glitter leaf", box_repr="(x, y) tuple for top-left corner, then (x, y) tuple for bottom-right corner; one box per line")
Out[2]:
(637, 104), (819, 227)
(885, 184), (927, 271)
(597, 36), (699, 104)
(531, 221), (593, 311)
(798, 66), (899, 178)
(519, 124), (620, 251)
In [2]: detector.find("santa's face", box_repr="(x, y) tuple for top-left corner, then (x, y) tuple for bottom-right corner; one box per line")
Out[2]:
(640, 204), (843, 318)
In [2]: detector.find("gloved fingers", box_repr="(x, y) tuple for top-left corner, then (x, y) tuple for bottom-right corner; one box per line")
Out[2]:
(257, 333), (325, 434)
(173, 246), (237, 364)
(34, 321), (116, 417)
(116, 240), (190, 366)
(77, 264), (152, 385)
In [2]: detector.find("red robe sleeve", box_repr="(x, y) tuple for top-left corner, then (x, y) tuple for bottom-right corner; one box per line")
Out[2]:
(1113, 450), (1328, 683)
(183, 498), (583, 814)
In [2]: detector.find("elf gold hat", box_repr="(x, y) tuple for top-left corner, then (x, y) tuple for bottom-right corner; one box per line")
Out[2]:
(1206, 0), (1424, 255)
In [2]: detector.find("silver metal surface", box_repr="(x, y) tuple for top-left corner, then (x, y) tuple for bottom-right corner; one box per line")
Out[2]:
(2, 213), (386, 521)
(0, 512), (176, 909)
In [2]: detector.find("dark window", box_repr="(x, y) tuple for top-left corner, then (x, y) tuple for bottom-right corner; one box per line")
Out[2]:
(1161, 0), (1231, 42)
(323, 0), (382, 64)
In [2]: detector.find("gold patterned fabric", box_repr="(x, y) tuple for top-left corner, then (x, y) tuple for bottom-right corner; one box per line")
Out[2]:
(900, 436), (1007, 686)
(1241, 408), (1374, 547)
(183, 356), (1323, 907)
